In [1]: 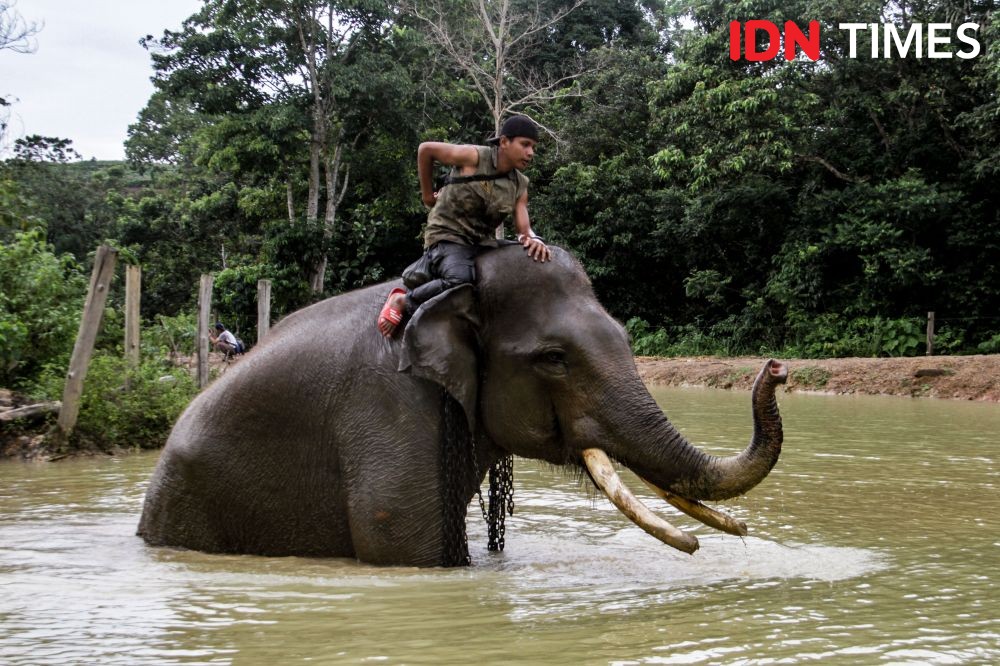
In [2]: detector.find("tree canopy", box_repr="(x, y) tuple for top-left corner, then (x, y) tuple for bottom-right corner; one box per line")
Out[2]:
(3, 0), (999, 363)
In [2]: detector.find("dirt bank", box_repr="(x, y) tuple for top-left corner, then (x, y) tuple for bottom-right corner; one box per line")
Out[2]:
(635, 355), (1000, 402)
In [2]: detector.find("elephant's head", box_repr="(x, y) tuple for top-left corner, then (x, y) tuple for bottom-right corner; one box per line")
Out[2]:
(399, 244), (786, 553)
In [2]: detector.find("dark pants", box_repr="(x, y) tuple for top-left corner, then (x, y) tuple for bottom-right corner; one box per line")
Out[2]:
(405, 242), (480, 314)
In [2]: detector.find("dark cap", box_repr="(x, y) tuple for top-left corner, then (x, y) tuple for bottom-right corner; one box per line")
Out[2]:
(487, 115), (539, 145)
(215, 322), (225, 331)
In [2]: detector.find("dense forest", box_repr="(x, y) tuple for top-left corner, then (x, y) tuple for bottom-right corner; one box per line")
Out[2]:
(3, 0), (1000, 422)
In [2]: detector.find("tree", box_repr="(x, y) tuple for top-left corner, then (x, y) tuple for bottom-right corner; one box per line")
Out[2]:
(635, 0), (1000, 352)
(0, 230), (87, 387)
(3, 137), (121, 260)
(134, 0), (403, 292)
(532, 46), (676, 324)
(0, 0), (40, 53)
(403, 0), (591, 136)
(1, 0), (42, 154)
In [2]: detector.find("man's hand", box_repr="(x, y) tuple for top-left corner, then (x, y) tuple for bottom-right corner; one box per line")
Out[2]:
(520, 235), (550, 262)
(422, 191), (438, 209)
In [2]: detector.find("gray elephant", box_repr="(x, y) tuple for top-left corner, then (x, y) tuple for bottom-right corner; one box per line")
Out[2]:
(138, 244), (787, 566)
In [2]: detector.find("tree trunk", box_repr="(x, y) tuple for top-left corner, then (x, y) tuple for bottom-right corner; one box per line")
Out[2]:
(310, 128), (351, 293)
(310, 256), (327, 293)
(307, 118), (323, 223)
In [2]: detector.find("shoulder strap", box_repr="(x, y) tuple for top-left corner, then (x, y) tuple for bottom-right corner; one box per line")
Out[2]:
(439, 171), (513, 187)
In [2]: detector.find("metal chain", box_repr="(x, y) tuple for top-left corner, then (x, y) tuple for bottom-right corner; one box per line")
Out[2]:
(440, 389), (516, 562)
(478, 454), (515, 551)
(440, 393), (471, 566)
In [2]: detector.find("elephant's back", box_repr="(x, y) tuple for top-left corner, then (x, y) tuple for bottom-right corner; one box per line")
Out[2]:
(197, 279), (402, 408)
(138, 281), (405, 556)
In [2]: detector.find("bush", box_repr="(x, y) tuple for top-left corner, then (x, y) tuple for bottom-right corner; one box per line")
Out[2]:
(625, 317), (671, 356)
(0, 230), (87, 387)
(786, 314), (925, 358)
(146, 312), (198, 360)
(977, 333), (1000, 354)
(625, 317), (734, 357)
(214, 264), (266, 344)
(32, 351), (198, 450)
(628, 313), (950, 359)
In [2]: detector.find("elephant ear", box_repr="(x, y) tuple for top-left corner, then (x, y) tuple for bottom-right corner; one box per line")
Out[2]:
(398, 284), (480, 431)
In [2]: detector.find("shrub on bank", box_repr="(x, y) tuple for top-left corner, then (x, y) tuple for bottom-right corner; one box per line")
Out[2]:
(31, 352), (198, 451)
(627, 315), (997, 359)
(0, 231), (87, 388)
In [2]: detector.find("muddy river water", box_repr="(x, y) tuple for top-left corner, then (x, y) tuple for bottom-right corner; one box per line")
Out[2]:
(1, 387), (998, 664)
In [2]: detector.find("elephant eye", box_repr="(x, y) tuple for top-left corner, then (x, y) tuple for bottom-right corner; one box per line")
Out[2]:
(535, 348), (568, 374)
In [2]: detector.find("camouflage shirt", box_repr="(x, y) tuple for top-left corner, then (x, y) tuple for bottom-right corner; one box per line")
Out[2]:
(423, 145), (529, 249)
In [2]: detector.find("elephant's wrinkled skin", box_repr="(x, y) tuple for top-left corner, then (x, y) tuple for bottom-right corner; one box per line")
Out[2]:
(138, 244), (786, 566)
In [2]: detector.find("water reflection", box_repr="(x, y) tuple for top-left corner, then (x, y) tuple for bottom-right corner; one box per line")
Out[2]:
(1, 389), (998, 664)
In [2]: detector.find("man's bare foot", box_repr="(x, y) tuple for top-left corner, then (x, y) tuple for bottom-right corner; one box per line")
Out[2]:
(377, 288), (407, 338)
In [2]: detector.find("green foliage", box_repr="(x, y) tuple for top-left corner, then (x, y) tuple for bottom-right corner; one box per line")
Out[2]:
(0, 231), (87, 387)
(977, 334), (1000, 355)
(628, 312), (950, 360)
(13, 135), (81, 163)
(625, 317), (737, 357)
(616, 0), (1000, 355)
(259, 218), (326, 309)
(3, 143), (144, 261)
(786, 314), (925, 358)
(931, 325), (966, 356)
(625, 317), (671, 356)
(214, 263), (269, 342)
(0, 169), (44, 238)
(31, 352), (198, 451)
(5, 0), (998, 380)
(146, 313), (198, 359)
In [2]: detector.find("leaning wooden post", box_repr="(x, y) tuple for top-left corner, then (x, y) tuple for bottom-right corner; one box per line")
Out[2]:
(124, 265), (141, 388)
(926, 311), (935, 356)
(58, 245), (118, 436)
(257, 279), (272, 344)
(197, 274), (214, 389)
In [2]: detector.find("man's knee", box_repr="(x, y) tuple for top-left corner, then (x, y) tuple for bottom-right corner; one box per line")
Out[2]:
(438, 263), (475, 289)
(436, 245), (477, 288)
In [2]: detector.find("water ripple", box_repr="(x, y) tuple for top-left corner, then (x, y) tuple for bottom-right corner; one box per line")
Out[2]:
(2, 391), (999, 664)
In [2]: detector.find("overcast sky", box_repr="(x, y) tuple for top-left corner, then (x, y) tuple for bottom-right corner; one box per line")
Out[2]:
(2, 0), (203, 160)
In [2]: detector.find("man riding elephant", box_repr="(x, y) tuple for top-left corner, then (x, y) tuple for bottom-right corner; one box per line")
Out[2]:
(377, 114), (552, 337)
(138, 236), (787, 567)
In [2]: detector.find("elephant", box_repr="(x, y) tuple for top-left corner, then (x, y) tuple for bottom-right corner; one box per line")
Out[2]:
(138, 243), (787, 566)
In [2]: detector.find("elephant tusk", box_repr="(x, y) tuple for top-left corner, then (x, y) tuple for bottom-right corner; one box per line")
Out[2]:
(581, 448), (699, 555)
(638, 478), (748, 537)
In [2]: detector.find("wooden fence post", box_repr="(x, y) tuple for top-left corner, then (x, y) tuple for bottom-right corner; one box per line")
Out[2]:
(198, 274), (214, 389)
(58, 245), (118, 436)
(257, 279), (272, 344)
(926, 311), (935, 356)
(124, 265), (141, 388)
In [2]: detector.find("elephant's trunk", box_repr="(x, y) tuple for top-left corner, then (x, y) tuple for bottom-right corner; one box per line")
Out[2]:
(605, 359), (786, 504)
(677, 359), (786, 501)
(579, 360), (785, 553)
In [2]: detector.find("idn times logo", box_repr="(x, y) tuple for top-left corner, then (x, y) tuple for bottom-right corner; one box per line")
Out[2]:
(729, 20), (981, 61)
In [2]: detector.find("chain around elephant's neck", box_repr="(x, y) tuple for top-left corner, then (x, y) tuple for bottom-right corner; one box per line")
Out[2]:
(439, 391), (514, 565)
(440, 393), (473, 566)
(479, 455), (514, 552)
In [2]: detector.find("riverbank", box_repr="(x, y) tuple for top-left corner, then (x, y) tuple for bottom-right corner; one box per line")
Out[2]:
(635, 354), (1000, 402)
(4, 353), (998, 459)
